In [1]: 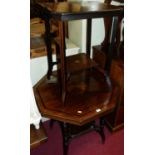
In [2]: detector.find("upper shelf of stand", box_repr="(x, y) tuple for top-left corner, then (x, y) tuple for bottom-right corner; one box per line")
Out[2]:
(37, 1), (124, 21)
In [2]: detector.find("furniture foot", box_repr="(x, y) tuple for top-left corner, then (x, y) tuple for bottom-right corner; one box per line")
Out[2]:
(90, 120), (105, 144)
(99, 117), (105, 143)
(59, 122), (70, 155)
(58, 120), (106, 155)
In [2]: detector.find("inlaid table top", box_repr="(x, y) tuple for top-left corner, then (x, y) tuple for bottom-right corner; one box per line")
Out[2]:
(34, 71), (120, 126)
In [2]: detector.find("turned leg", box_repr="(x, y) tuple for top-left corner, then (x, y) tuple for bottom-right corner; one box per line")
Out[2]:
(44, 17), (53, 80)
(58, 21), (67, 105)
(90, 121), (105, 144)
(59, 122), (70, 155)
(99, 117), (105, 143)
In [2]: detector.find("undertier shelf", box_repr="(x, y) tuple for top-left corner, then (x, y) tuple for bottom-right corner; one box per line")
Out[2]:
(66, 68), (111, 96)
(66, 53), (98, 73)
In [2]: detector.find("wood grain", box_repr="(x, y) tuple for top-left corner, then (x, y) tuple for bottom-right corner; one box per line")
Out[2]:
(34, 71), (120, 126)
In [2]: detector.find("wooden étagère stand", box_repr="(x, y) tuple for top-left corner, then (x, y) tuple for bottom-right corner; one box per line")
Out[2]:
(34, 2), (123, 155)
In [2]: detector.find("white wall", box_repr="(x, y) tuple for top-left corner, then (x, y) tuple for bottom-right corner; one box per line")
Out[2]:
(68, 0), (105, 53)
(68, 20), (86, 52)
(68, 0), (123, 53)
(30, 56), (48, 86)
(30, 56), (48, 122)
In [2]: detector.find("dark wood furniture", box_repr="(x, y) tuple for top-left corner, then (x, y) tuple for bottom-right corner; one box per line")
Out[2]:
(34, 73), (121, 126)
(93, 0), (124, 132)
(33, 1), (123, 155)
(105, 59), (124, 131)
(93, 46), (124, 131)
(30, 0), (68, 59)
(30, 123), (48, 149)
(34, 73), (120, 154)
(36, 1), (123, 103)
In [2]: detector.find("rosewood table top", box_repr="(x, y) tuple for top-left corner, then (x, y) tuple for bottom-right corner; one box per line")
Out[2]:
(34, 72), (120, 126)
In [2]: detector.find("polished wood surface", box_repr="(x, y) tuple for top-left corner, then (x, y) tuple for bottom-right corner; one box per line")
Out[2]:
(66, 53), (97, 73)
(30, 123), (48, 149)
(93, 45), (107, 71)
(38, 1), (123, 21)
(32, 3), (124, 154)
(34, 72), (120, 126)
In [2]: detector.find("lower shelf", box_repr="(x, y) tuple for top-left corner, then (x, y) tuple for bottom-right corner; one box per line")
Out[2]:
(66, 53), (98, 73)
(67, 68), (111, 96)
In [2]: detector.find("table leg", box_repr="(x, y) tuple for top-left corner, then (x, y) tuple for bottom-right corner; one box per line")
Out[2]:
(105, 16), (119, 75)
(58, 21), (67, 105)
(59, 122), (70, 155)
(99, 117), (105, 143)
(58, 120), (106, 155)
(89, 120), (105, 144)
(44, 17), (53, 80)
(86, 18), (92, 57)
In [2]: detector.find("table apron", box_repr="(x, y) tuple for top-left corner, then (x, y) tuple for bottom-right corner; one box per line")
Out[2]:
(50, 11), (123, 21)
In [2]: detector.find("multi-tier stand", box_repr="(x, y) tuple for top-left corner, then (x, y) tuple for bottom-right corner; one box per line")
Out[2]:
(34, 2), (123, 155)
